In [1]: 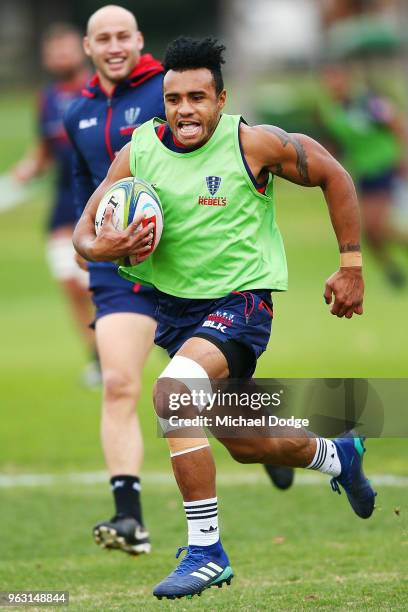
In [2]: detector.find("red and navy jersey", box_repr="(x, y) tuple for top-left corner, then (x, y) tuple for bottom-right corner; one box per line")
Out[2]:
(64, 53), (165, 287)
(39, 79), (86, 229)
(39, 81), (84, 185)
(64, 54), (165, 216)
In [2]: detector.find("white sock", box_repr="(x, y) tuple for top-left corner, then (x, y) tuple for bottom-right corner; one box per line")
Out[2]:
(184, 497), (219, 546)
(307, 438), (341, 477)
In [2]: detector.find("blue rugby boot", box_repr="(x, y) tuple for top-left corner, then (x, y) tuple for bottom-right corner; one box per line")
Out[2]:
(331, 434), (376, 519)
(153, 541), (233, 600)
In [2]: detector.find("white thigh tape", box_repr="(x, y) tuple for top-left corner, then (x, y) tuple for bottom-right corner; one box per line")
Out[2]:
(46, 236), (89, 285)
(158, 355), (213, 413)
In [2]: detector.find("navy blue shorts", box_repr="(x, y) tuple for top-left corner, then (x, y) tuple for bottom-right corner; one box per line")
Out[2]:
(358, 170), (396, 195)
(92, 282), (158, 322)
(155, 290), (273, 378)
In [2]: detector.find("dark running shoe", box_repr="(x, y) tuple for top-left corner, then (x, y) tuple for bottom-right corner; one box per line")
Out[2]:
(331, 434), (377, 519)
(93, 514), (151, 555)
(263, 465), (295, 490)
(153, 541), (233, 600)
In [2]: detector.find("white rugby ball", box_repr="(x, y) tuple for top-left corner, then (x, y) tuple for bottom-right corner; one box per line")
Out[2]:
(95, 176), (163, 265)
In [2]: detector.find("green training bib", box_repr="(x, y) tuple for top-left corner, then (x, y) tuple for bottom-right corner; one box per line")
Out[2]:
(119, 114), (288, 298)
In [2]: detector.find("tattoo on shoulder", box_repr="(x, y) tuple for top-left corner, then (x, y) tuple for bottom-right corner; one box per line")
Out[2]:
(264, 125), (290, 148)
(261, 125), (311, 185)
(339, 243), (361, 253)
(294, 139), (311, 185)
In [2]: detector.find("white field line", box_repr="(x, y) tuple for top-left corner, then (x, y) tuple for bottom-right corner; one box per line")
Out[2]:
(0, 471), (407, 489)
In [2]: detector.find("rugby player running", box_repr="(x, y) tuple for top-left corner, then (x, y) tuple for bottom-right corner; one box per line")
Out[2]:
(73, 37), (376, 599)
(65, 5), (288, 559)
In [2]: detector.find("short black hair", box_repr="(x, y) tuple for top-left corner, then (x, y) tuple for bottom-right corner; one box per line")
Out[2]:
(164, 36), (226, 95)
(42, 23), (81, 45)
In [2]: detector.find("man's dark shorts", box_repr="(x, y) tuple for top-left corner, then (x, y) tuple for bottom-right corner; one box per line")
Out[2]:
(155, 289), (274, 378)
(92, 282), (157, 322)
(358, 169), (396, 195)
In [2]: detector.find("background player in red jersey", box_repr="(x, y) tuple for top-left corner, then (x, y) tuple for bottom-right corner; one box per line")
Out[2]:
(12, 24), (98, 385)
(64, 5), (166, 556)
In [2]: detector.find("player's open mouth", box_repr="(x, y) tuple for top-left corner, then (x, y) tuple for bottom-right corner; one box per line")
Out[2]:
(177, 121), (201, 138)
(106, 58), (126, 69)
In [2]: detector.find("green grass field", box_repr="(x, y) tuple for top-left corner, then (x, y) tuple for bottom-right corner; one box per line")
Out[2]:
(0, 92), (407, 610)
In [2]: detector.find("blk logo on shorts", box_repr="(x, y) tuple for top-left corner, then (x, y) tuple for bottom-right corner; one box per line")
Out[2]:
(206, 176), (222, 196)
(202, 311), (234, 333)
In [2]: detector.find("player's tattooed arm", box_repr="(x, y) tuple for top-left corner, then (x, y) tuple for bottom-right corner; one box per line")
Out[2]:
(245, 123), (365, 318)
(261, 125), (311, 185)
(256, 125), (361, 253)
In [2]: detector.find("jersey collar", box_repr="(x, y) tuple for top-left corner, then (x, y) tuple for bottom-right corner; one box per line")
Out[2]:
(82, 54), (163, 99)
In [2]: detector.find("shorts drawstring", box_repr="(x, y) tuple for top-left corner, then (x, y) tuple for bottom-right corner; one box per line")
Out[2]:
(232, 291), (255, 324)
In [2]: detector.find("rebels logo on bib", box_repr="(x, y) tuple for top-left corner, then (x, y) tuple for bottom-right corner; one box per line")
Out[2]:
(198, 176), (227, 207)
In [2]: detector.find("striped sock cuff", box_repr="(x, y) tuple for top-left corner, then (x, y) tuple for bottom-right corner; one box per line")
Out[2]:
(184, 497), (218, 521)
(307, 438), (341, 477)
(308, 438), (328, 470)
(184, 497), (219, 546)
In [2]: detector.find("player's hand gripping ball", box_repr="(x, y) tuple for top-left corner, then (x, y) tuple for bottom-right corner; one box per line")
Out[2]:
(95, 177), (163, 265)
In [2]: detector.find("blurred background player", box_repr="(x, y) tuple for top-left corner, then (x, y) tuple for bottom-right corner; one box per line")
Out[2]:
(12, 24), (99, 385)
(319, 62), (408, 288)
(64, 4), (165, 556)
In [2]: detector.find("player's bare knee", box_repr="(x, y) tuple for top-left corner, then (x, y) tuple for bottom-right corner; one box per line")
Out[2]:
(154, 355), (212, 422)
(153, 377), (190, 420)
(103, 369), (140, 407)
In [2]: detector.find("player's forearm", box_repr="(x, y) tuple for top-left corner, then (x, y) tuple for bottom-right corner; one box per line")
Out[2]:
(72, 212), (99, 260)
(73, 175), (112, 261)
(322, 168), (362, 264)
(73, 144), (134, 261)
(13, 143), (51, 181)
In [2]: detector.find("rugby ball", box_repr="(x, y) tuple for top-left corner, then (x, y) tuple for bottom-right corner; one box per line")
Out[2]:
(95, 176), (163, 265)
